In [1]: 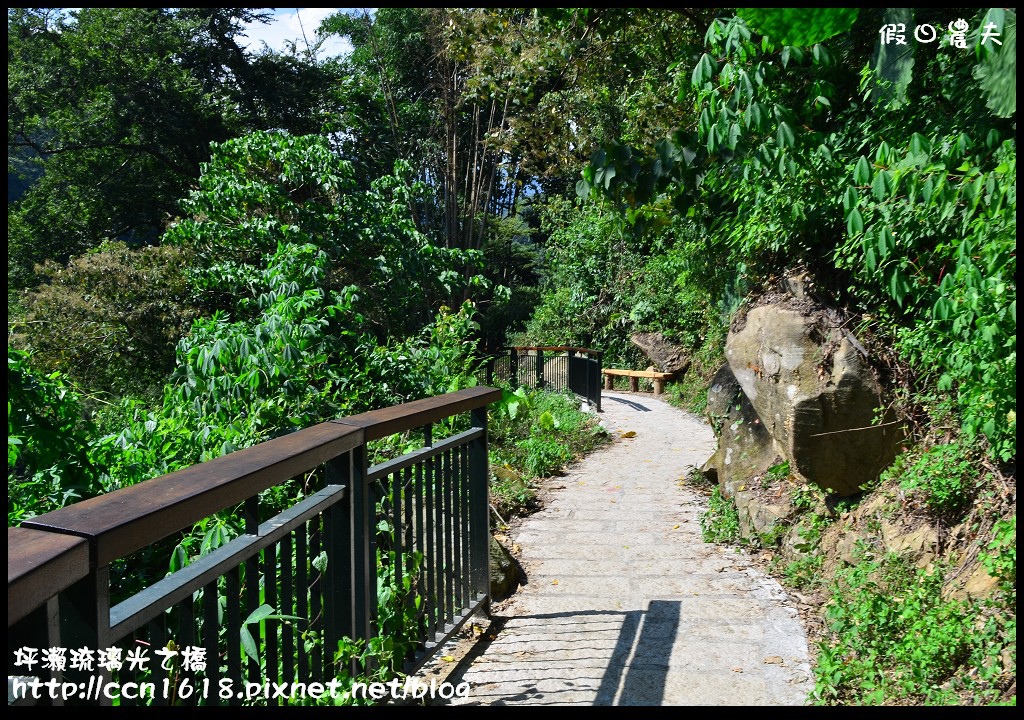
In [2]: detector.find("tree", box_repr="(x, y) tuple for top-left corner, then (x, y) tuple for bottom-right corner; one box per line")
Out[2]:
(7, 7), (341, 286)
(166, 130), (483, 342)
(322, 8), (534, 256)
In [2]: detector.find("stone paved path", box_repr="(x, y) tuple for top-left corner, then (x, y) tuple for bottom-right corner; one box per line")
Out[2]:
(433, 391), (813, 706)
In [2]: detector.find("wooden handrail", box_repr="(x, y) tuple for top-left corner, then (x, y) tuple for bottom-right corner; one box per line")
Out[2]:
(21, 421), (364, 567)
(8, 528), (89, 626)
(13, 387), (500, 601)
(335, 386), (502, 442)
(503, 345), (602, 356)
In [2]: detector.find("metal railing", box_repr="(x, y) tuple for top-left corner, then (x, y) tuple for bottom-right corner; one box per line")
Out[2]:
(7, 386), (500, 706)
(485, 346), (602, 411)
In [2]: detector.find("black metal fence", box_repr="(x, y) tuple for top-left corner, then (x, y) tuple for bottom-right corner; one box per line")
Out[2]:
(8, 387), (499, 706)
(485, 346), (602, 412)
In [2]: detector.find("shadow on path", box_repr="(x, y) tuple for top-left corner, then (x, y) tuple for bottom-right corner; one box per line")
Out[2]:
(442, 605), (678, 705)
(603, 395), (652, 412)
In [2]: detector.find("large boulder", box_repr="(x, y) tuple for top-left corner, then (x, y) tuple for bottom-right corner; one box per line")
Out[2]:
(725, 303), (902, 496)
(701, 363), (778, 498)
(630, 332), (690, 374)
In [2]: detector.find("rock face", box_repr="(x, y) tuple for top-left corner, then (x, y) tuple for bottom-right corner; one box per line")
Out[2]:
(709, 296), (903, 497)
(630, 332), (690, 374)
(701, 364), (778, 498)
(490, 536), (519, 600)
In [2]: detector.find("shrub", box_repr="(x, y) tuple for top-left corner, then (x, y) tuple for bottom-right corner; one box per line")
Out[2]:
(12, 242), (198, 399)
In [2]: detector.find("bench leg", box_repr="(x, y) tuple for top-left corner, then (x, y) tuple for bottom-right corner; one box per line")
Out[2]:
(605, 375), (613, 390)
(630, 377), (639, 392)
(654, 379), (664, 395)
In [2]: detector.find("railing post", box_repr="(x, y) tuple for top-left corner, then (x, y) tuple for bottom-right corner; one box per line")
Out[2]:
(325, 452), (353, 678)
(536, 348), (545, 389)
(509, 348), (518, 386)
(566, 348), (575, 396)
(469, 405), (491, 612)
(594, 351), (603, 412)
(59, 567), (112, 706)
(244, 496), (261, 683)
(346, 442), (375, 672)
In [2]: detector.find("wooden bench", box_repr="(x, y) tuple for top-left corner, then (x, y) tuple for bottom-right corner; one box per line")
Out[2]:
(602, 368), (677, 395)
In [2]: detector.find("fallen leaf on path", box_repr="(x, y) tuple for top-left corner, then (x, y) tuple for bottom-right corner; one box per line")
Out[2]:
(551, 579), (559, 585)
(442, 655), (455, 662)
(620, 431), (637, 438)
(673, 524), (680, 529)
(731, 667), (743, 673)
(764, 656), (784, 665)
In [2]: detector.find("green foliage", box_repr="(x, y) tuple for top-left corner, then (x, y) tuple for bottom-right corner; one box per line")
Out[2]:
(813, 550), (1015, 705)
(973, 9), (1016, 118)
(892, 442), (980, 516)
(517, 436), (573, 480)
(7, 348), (101, 523)
(11, 241), (198, 399)
(167, 131), (483, 335)
(868, 8), (916, 106)
(737, 8), (859, 47)
(489, 385), (607, 489)
(766, 460), (790, 483)
(7, 8), (339, 285)
(783, 552), (824, 591)
(700, 486), (741, 544)
(980, 516), (1016, 596)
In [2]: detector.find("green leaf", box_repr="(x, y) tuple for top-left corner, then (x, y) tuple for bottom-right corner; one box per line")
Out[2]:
(777, 121), (795, 148)
(854, 156), (872, 185)
(871, 170), (892, 201)
(692, 52), (715, 86)
(707, 124), (718, 154)
(728, 122), (741, 150)
(239, 625), (258, 662)
(908, 132), (931, 156)
(922, 177), (935, 204)
(169, 544), (187, 574)
(601, 164), (616, 189)
(576, 178), (591, 200)
(737, 8), (859, 46)
(245, 603), (277, 625)
(877, 226), (892, 260)
(864, 245), (877, 272)
(843, 186), (860, 213)
(746, 101), (764, 129)
(847, 208), (864, 236)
